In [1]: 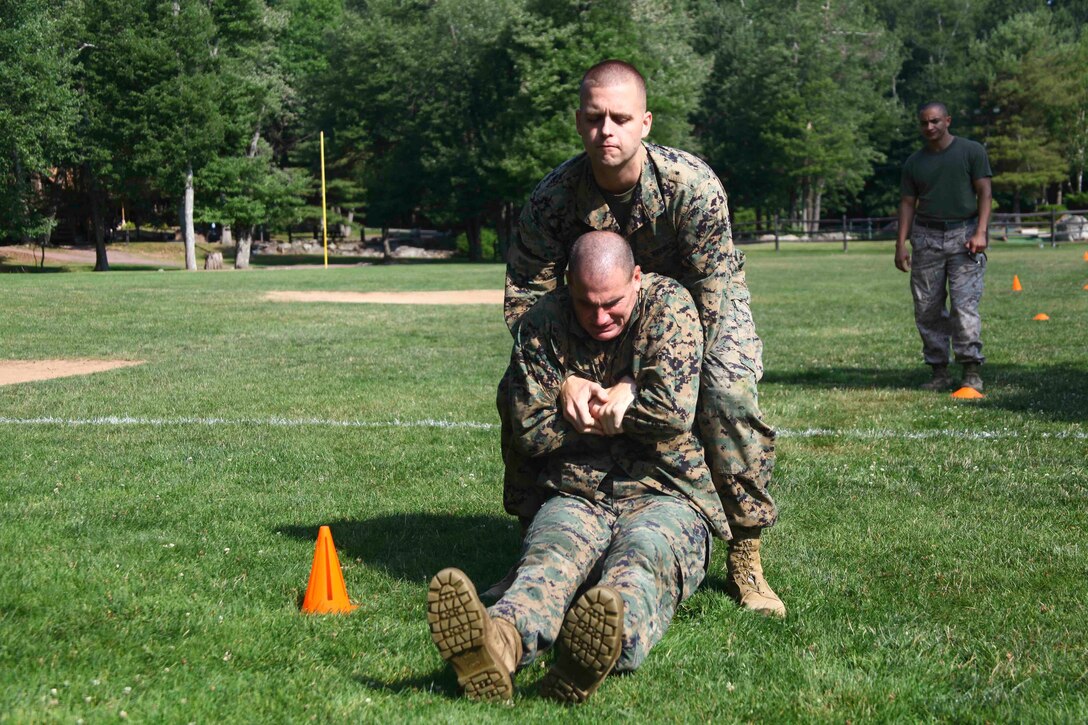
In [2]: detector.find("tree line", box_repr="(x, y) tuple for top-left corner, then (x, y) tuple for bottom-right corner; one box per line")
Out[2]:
(3, 0), (1087, 269)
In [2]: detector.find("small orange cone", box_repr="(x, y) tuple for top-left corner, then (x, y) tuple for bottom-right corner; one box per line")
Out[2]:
(951, 387), (985, 399)
(301, 526), (357, 614)
(1033, 313), (1050, 321)
(1083, 250), (1088, 261)
(1012, 275), (1022, 291)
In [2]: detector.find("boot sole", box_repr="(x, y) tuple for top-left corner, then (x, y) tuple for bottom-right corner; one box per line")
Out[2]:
(539, 586), (624, 704)
(427, 567), (513, 702)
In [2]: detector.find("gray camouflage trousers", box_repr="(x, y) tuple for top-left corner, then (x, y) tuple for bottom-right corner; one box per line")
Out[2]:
(488, 490), (711, 672)
(909, 223), (986, 365)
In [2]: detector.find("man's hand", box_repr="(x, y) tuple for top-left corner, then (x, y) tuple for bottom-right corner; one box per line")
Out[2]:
(965, 229), (988, 254)
(559, 375), (609, 433)
(588, 376), (637, 436)
(895, 242), (912, 272)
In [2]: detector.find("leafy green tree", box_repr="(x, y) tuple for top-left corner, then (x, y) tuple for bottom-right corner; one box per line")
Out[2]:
(971, 10), (1072, 216)
(0, 0), (78, 245)
(697, 0), (901, 229)
(196, 143), (309, 267)
(315, 0), (709, 260)
(66, 0), (224, 270)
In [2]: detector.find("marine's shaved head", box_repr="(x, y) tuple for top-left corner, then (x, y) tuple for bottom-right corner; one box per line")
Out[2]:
(567, 231), (641, 340)
(569, 231), (635, 287)
(580, 59), (646, 110)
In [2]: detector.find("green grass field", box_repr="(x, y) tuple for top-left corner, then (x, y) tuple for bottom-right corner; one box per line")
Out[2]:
(1, 242), (1085, 722)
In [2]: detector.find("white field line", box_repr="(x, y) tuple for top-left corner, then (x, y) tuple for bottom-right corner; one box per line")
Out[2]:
(0, 416), (1084, 439)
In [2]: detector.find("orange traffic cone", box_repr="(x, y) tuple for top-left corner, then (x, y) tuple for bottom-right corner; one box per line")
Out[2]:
(1012, 275), (1022, 291)
(1083, 250), (1088, 261)
(1033, 313), (1050, 321)
(951, 387), (984, 399)
(301, 526), (357, 614)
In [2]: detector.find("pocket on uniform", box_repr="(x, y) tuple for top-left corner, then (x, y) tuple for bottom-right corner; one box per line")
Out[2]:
(911, 226), (940, 250)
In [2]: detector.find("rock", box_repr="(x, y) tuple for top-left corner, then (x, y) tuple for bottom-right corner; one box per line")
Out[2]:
(1056, 214), (1088, 242)
(204, 252), (224, 270)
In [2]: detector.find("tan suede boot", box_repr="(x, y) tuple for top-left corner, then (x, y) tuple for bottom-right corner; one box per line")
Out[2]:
(539, 586), (624, 704)
(427, 568), (521, 702)
(726, 537), (786, 618)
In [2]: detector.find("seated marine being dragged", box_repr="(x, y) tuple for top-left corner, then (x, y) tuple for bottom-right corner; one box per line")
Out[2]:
(426, 231), (731, 703)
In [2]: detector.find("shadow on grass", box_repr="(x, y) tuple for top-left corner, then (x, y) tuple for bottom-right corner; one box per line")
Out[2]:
(277, 513), (520, 586)
(764, 363), (1087, 423)
(0, 262), (69, 273)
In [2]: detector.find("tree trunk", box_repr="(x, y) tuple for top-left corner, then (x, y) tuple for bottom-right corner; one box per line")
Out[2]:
(1013, 189), (1022, 223)
(492, 202), (510, 261)
(89, 170), (109, 271)
(234, 226), (253, 269)
(221, 225), (233, 247)
(182, 163), (197, 270)
(466, 217), (482, 261)
(802, 179), (815, 236)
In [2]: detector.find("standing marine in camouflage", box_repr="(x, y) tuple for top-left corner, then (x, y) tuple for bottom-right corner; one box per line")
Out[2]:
(499, 59), (784, 617)
(896, 102), (992, 392)
(428, 231), (726, 704)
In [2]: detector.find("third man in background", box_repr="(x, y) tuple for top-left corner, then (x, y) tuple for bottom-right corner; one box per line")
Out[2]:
(896, 102), (993, 392)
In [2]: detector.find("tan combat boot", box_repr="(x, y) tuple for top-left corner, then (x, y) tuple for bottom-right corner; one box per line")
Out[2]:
(540, 586), (624, 704)
(427, 568), (522, 702)
(726, 537), (786, 618)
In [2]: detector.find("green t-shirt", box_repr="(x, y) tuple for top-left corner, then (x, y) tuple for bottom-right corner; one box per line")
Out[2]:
(901, 137), (992, 222)
(601, 182), (639, 234)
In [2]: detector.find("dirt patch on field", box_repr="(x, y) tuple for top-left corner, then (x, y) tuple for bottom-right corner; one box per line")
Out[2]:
(265, 290), (503, 305)
(0, 244), (184, 268)
(0, 359), (145, 386)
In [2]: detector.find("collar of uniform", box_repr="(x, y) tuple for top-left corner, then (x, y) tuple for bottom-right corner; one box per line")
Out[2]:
(576, 144), (666, 235)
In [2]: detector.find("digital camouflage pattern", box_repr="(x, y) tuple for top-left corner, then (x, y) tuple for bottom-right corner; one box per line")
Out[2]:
(500, 272), (730, 539)
(909, 224), (986, 365)
(488, 490), (710, 672)
(502, 142), (777, 530)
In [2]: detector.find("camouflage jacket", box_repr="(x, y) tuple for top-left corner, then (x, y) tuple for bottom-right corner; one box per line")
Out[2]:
(505, 142), (748, 354)
(505, 272), (730, 539)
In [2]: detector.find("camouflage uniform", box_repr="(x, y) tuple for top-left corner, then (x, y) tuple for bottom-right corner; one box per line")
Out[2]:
(490, 273), (725, 670)
(909, 224), (986, 365)
(503, 142), (777, 531)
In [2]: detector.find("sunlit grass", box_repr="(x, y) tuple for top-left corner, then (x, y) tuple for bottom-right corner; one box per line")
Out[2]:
(1, 244), (1085, 721)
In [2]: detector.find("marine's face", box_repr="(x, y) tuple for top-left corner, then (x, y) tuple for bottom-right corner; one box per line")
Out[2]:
(919, 108), (951, 143)
(575, 81), (652, 176)
(569, 265), (642, 341)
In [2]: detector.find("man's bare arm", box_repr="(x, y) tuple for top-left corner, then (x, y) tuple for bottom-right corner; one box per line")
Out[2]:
(967, 177), (992, 254)
(895, 195), (916, 272)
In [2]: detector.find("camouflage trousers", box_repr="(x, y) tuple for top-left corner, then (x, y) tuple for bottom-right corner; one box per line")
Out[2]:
(498, 292), (778, 533)
(488, 491), (710, 672)
(697, 289), (778, 530)
(910, 223), (986, 365)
